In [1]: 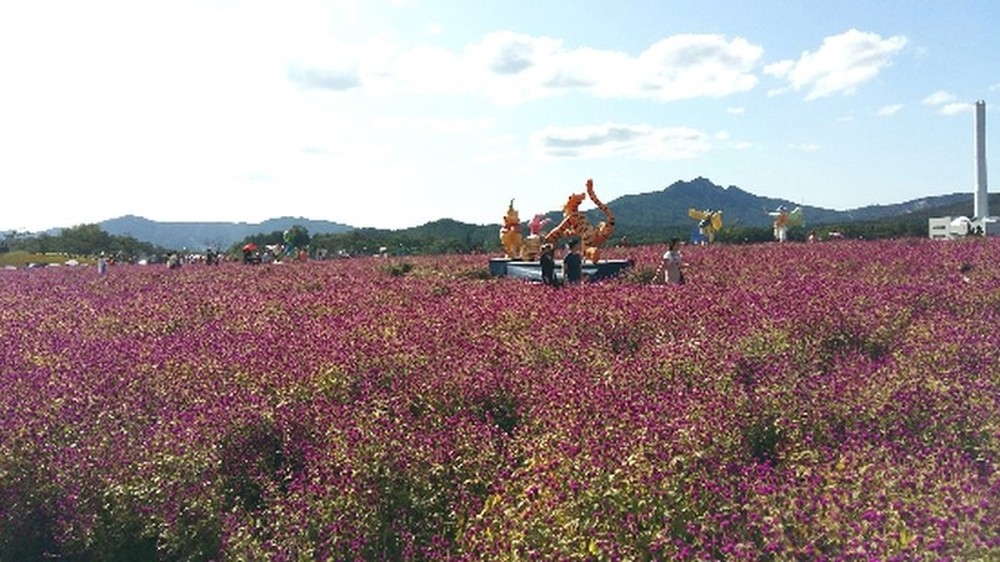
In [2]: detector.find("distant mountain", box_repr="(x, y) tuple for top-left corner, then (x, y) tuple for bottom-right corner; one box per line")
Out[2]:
(606, 177), (971, 229)
(99, 215), (353, 250)
(89, 178), (979, 249)
(318, 179), (979, 251)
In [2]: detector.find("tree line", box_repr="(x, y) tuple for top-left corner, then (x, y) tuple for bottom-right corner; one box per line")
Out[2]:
(2, 224), (168, 262)
(2, 213), (935, 263)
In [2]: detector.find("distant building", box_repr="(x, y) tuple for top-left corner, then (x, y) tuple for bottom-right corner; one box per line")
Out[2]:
(930, 101), (999, 238)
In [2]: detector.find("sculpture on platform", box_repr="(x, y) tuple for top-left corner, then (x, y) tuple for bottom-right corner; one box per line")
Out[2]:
(499, 199), (523, 258)
(687, 208), (723, 244)
(768, 206), (804, 242)
(544, 178), (615, 263)
(520, 213), (552, 261)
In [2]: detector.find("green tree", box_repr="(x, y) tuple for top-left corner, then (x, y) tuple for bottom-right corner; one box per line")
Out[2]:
(59, 224), (114, 256)
(5, 225), (166, 260)
(283, 225), (310, 250)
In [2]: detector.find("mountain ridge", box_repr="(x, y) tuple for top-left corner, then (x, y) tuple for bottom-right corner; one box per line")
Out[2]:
(98, 215), (353, 250)
(77, 178), (977, 248)
(611, 177), (971, 228)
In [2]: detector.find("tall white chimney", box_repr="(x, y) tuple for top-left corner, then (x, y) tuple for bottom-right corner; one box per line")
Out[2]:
(974, 100), (988, 218)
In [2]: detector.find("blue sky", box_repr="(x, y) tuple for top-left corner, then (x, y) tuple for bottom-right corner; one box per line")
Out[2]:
(1, 0), (998, 232)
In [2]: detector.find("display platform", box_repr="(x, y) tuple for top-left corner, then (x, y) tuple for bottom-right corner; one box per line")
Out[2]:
(488, 258), (632, 282)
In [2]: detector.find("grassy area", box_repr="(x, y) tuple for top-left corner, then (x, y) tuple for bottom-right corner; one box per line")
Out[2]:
(0, 251), (92, 268)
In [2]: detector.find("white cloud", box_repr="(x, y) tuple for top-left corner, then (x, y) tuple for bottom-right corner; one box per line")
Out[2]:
(877, 104), (904, 116)
(764, 60), (795, 77)
(922, 90), (956, 105)
(288, 31), (763, 105)
(923, 93), (971, 115)
(726, 106), (746, 114)
(531, 123), (710, 160)
(630, 35), (763, 101)
(764, 29), (907, 100)
(288, 62), (361, 91)
(940, 103), (972, 116)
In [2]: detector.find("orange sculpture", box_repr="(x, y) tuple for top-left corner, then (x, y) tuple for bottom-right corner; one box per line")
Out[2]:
(768, 206), (804, 242)
(544, 178), (615, 263)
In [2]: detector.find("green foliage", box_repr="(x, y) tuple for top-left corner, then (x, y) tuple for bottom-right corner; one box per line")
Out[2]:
(474, 390), (520, 436)
(58, 224), (114, 255)
(455, 266), (493, 280)
(384, 261), (414, 277)
(0, 457), (60, 561)
(220, 415), (308, 513)
(620, 264), (661, 285)
(309, 220), (500, 257)
(283, 225), (310, 249)
(744, 415), (783, 463)
(3, 225), (167, 260)
(716, 225), (775, 244)
(0, 251), (77, 267)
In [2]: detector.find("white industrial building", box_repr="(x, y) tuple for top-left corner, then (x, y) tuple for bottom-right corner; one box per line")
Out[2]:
(929, 100), (999, 239)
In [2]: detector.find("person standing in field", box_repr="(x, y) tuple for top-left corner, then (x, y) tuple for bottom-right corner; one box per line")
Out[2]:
(539, 243), (559, 287)
(661, 238), (685, 285)
(562, 238), (583, 285)
(167, 252), (181, 269)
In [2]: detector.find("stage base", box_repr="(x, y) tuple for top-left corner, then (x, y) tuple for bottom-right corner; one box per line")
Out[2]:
(489, 258), (632, 282)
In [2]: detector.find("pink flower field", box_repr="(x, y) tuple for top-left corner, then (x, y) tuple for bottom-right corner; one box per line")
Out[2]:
(1, 239), (998, 561)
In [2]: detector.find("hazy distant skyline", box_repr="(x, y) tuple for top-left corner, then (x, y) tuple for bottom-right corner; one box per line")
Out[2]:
(1, 0), (998, 232)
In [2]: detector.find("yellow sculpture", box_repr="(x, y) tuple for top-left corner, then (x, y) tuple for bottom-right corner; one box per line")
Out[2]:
(687, 208), (723, 244)
(544, 178), (615, 263)
(520, 235), (541, 261)
(499, 199), (523, 258)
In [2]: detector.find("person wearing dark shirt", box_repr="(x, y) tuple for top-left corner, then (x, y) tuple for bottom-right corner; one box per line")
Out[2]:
(563, 238), (583, 285)
(539, 243), (559, 287)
